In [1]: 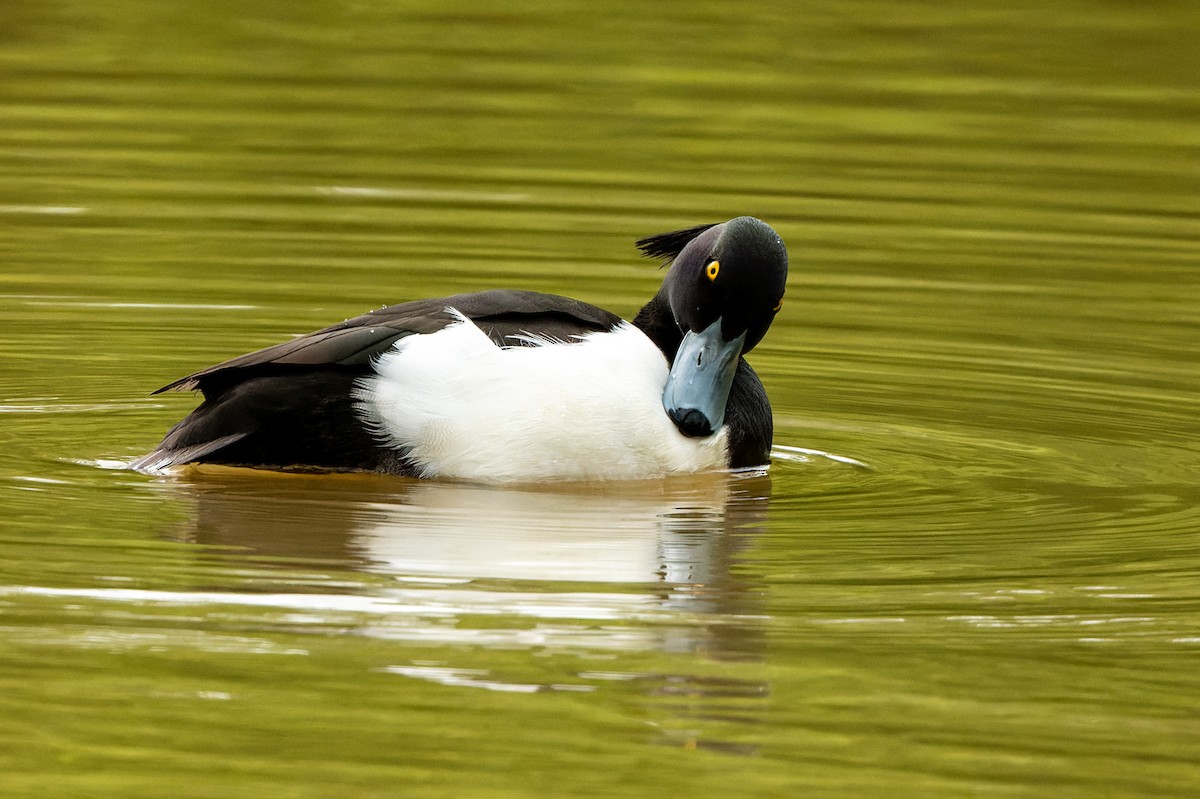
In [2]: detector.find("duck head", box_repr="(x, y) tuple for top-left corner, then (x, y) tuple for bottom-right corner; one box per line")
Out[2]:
(635, 216), (788, 438)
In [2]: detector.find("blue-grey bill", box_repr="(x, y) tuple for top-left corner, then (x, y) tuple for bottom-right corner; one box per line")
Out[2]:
(662, 318), (746, 438)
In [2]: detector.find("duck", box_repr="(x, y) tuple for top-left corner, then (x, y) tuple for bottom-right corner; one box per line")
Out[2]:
(134, 216), (789, 482)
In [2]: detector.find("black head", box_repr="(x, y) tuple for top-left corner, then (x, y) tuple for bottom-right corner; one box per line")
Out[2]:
(638, 216), (788, 352)
(636, 217), (788, 440)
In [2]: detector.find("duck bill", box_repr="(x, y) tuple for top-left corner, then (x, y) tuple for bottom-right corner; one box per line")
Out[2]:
(662, 318), (746, 438)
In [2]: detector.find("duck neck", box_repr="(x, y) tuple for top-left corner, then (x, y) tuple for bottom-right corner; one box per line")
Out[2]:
(631, 288), (682, 361)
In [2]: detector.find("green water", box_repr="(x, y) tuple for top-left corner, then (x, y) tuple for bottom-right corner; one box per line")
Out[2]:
(3, 1), (1199, 796)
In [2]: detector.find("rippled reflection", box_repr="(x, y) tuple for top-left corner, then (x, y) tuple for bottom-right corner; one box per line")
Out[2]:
(145, 469), (772, 658)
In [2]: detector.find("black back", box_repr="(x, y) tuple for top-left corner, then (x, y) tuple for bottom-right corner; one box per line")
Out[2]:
(137, 290), (622, 472)
(157, 290), (621, 396)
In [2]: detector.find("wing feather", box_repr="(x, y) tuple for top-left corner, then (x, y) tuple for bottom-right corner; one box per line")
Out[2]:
(155, 290), (623, 397)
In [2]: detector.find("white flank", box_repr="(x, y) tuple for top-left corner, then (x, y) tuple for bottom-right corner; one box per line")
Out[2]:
(355, 312), (729, 482)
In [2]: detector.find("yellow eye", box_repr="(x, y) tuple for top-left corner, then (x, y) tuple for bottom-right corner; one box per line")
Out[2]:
(705, 260), (720, 281)
(773, 297), (783, 312)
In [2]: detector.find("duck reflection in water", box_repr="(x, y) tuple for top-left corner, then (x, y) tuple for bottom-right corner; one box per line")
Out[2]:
(163, 470), (769, 633)
(157, 469), (772, 753)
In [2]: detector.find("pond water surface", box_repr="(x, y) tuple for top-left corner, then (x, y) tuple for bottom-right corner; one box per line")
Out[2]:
(2, 1), (1199, 797)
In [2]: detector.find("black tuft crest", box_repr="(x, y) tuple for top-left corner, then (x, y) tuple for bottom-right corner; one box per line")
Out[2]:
(635, 223), (720, 261)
